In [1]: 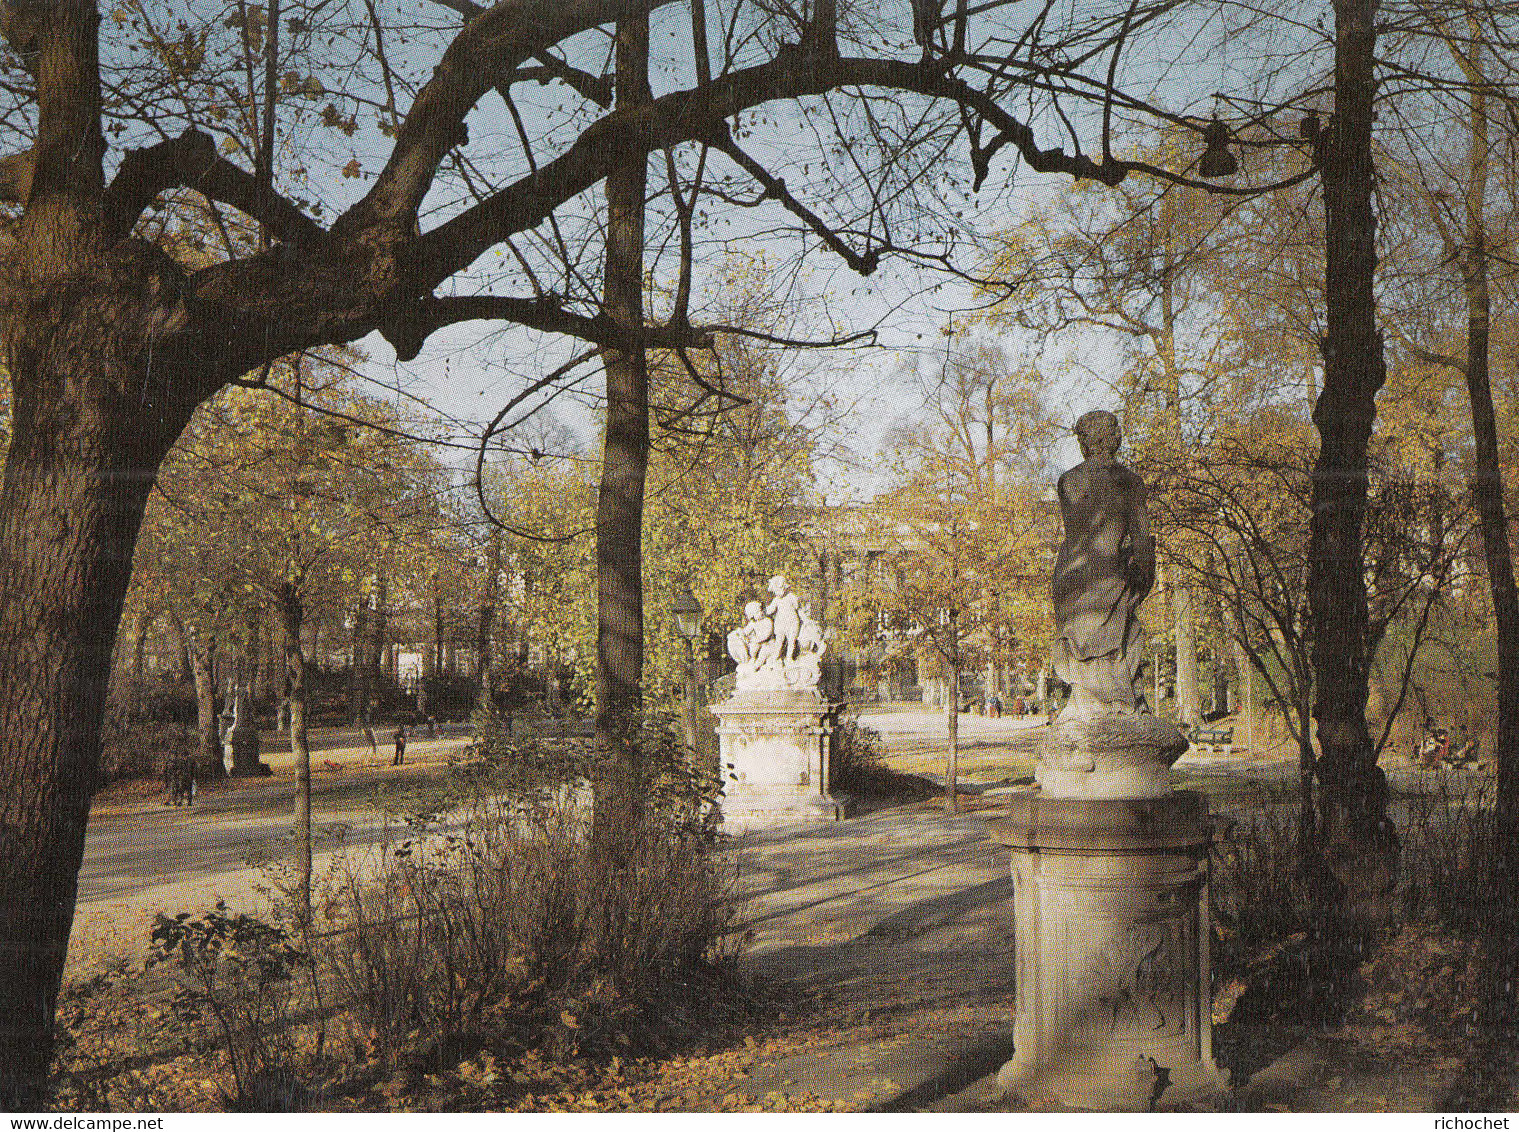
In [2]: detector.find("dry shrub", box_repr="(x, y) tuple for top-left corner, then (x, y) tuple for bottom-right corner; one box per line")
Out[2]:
(100, 717), (194, 784)
(146, 904), (312, 1109)
(829, 710), (932, 799)
(1212, 798), (1306, 951)
(1213, 772), (1519, 1035)
(317, 716), (743, 1071)
(1395, 772), (1519, 1032)
(1210, 796), (1326, 1024)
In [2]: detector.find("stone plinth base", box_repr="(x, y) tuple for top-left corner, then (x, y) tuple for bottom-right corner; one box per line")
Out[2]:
(713, 692), (843, 832)
(987, 791), (1226, 1110)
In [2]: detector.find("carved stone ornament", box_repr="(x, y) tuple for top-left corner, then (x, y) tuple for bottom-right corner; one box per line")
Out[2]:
(725, 574), (827, 695)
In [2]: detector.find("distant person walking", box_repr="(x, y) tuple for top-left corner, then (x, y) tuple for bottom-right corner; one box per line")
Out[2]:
(392, 725), (407, 767)
(362, 719), (378, 761)
(164, 754), (196, 806)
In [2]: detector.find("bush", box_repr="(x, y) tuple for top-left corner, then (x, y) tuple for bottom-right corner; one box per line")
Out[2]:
(100, 714), (195, 784)
(828, 710), (932, 800)
(1211, 775), (1519, 1034)
(1396, 773), (1519, 1032)
(147, 903), (312, 1109)
(316, 711), (742, 1071)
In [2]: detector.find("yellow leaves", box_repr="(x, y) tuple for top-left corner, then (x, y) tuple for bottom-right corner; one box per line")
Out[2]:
(559, 1010), (580, 1030)
(279, 70), (325, 99)
(342, 158), (362, 179)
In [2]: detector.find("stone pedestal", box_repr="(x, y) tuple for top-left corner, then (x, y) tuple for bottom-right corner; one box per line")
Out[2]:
(987, 791), (1226, 1110)
(713, 691), (845, 831)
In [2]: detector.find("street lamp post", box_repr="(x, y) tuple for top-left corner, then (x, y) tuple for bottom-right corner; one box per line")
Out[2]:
(671, 584), (703, 753)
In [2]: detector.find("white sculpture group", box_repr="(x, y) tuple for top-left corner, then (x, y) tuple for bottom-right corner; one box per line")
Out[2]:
(726, 574), (826, 694)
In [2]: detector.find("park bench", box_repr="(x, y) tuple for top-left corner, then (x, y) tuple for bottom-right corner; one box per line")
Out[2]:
(1189, 726), (1234, 754)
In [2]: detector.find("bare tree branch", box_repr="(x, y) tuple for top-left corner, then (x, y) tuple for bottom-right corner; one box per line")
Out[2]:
(340, 0), (671, 236)
(103, 129), (325, 245)
(711, 126), (880, 275)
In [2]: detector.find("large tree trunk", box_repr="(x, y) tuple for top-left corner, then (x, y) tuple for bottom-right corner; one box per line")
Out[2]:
(593, 12), (652, 841)
(1306, 0), (1397, 901)
(1470, 274), (1519, 836)
(0, 309), (201, 1104)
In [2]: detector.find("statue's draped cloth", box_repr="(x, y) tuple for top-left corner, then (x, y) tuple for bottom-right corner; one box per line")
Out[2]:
(1051, 464), (1149, 710)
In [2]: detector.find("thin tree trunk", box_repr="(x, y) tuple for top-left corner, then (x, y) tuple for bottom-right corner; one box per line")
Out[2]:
(1158, 200), (1201, 730)
(189, 626), (221, 780)
(278, 583), (312, 924)
(251, 610), (271, 703)
(129, 611), (152, 713)
(1175, 585), (1200, 727)
(1449, 38), (1519, 830)
(476, 531), (502, 713)
(1306, 0), (1396, 895)
(430, 577), (445, 706)
(350, 596), (371, 725)
(372, 567), (390, 692)
(593, 11), (652, 842)
(168, 611), (195, 683)
(946, 651), (960, 813)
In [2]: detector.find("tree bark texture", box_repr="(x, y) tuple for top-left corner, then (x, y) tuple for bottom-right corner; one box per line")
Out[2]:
(1307, 0), (1397, 897)
(593, 12), (652, 838)
(0, 264), (205, 1104)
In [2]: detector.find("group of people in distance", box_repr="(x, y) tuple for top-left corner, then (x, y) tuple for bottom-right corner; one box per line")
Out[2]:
(361, 720), (432, 766)
(1414, 726), (1481, 769)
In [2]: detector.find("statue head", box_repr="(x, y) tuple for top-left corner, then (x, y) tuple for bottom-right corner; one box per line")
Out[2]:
(767, 574), (788, 597)
(1074, 410), (1121, 460)
(744, 600), (763, 620)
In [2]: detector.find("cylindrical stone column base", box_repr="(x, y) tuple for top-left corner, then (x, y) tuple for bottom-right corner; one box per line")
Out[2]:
(988, 791), (1227, 1110)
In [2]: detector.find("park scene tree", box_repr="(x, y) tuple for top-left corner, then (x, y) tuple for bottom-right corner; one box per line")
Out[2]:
(5, 0), (1519, 1112)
